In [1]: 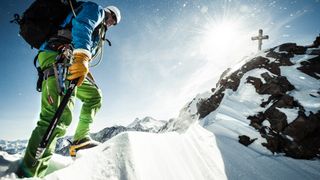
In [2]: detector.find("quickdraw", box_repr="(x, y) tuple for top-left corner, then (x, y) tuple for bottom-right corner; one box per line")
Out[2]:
(35, 44), (74, 96)
(55, 44), (74, 95)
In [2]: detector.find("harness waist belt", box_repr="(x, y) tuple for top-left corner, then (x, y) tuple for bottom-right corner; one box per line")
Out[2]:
(42, 66), (98, 88)
(43, 67), (55, 80)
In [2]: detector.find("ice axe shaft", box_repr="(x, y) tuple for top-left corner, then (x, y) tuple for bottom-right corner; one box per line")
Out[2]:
(33, 78), (78, 166)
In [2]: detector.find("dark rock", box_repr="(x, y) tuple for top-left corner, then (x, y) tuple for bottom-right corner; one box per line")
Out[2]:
(279, 43), (297, 52)
(246, 56), (270, 73)
(249, 74), (295, 95)
(283, 112), (318, 142)
(297, 56), (320, 79)
(218, 68), (231, 83)
(248, 112), (265, 126)
(238, 135), (257, 146)
(308, 49), (320, 55)
(279, 43), (307, 54)
(260, 72), (273, 81)
(275, 76), (295, 92)
(260, 94), (280, 108)
(312, 34), (320, 47)
(198, 91), (225, 118)
(266, 62), (281, 75)
(246, 76), (262, 90)
(262, 135), (282, 154)
(259, 110), (320, 159)
(259, 82), (283, 95)
(273, 95), (295, 108)
(266, 50), (288, 59)
(264, 108), (288, 132)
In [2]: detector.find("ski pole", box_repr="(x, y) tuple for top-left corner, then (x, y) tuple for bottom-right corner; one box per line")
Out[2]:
(33, 78), (79, 166)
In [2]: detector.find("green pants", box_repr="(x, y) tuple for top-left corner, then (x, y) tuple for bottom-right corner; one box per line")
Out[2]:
(19, 51), (102, 177)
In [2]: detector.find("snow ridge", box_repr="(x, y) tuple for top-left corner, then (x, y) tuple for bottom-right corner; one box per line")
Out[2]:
(43, 124), (227, 180)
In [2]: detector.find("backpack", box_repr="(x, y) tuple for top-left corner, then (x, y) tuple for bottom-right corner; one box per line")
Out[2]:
(11, 0), (78, 49)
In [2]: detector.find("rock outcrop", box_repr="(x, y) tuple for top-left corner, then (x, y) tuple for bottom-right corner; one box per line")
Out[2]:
(197, 35), (320, 159)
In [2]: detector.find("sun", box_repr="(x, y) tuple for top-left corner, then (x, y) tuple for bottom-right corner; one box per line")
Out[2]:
(207, 21), (237, 51)
(195, 17), (254, 61)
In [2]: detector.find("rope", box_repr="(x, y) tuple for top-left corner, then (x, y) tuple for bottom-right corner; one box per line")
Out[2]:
(90, 24), (108, 67)
(66, 1), (111, 68)
(68, 0), (77, 17)
(90, 40), (104, 67)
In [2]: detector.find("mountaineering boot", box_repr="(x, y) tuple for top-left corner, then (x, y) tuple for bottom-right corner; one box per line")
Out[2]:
(69, 137), (100, 157)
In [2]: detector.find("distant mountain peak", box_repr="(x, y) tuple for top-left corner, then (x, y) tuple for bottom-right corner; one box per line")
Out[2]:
(127, 116), (167, 133)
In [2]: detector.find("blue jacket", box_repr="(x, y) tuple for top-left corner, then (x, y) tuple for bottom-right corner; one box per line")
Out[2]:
(41, 1), (105, 54)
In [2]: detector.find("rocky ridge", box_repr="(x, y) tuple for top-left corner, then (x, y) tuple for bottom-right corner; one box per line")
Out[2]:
(197, 36), (320, 159)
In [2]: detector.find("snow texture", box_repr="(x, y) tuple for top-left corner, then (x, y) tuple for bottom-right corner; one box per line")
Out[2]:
(1, 120), (320, 180)
(280, 54), (320, 116)
(1, 124), (228, 180)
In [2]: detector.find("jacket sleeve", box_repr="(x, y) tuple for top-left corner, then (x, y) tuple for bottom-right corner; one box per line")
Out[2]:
(72, 2), (105, 53)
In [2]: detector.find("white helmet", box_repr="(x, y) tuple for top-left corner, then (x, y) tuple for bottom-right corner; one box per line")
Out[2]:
(105, 6), (121, 25)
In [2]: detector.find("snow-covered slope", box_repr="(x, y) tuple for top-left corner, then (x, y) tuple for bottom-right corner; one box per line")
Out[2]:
(59, 123), (320, 180)
(0, 151), (21, 178)
(197, 42), (320, 159)
(44, 124), (226, 180)
(162, 39), (320, 159)
(162, 92), (212, 132)
(1, 122), (320, 180)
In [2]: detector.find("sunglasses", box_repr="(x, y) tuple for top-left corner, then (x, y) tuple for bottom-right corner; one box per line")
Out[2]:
(109, 10), (117, 26)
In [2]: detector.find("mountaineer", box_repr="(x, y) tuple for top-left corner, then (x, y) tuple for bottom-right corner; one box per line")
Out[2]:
(15, 0), (121, 177)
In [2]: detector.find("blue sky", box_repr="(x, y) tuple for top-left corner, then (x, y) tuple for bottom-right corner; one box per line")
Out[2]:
(0, 0), (319, 140)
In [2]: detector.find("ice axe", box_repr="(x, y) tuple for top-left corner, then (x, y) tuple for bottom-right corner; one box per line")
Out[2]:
(32, 78), (78, 166)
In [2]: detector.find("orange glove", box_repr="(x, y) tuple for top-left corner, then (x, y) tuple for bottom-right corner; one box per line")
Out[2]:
(67, 51), (91, 86)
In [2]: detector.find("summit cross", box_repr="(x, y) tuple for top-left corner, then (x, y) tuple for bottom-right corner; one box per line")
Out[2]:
(251, 29), (269, 51)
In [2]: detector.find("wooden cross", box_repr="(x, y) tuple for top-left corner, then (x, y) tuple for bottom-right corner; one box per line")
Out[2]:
(251, 29), (269, 51)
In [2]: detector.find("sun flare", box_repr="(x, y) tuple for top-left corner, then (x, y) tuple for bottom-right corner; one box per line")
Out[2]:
(196, 17), (255, 61)
(205, 21), (238, 49)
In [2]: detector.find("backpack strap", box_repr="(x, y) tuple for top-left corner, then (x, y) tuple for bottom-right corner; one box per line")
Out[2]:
(62, 2), (84, 30)
(33, 53), (44, 92)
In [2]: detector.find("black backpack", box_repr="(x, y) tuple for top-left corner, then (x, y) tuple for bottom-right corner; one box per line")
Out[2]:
(11, 0), (78, 49)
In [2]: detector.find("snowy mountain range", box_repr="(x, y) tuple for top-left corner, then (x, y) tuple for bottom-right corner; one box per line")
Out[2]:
(0, 140), (27, 155)
(0, 117), (167, 156)
(1, 36), (320, 179)
(55, 117), (167, 156)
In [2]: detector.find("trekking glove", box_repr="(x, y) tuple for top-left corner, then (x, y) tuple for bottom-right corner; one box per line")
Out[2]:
(67, 50), (91, 86)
